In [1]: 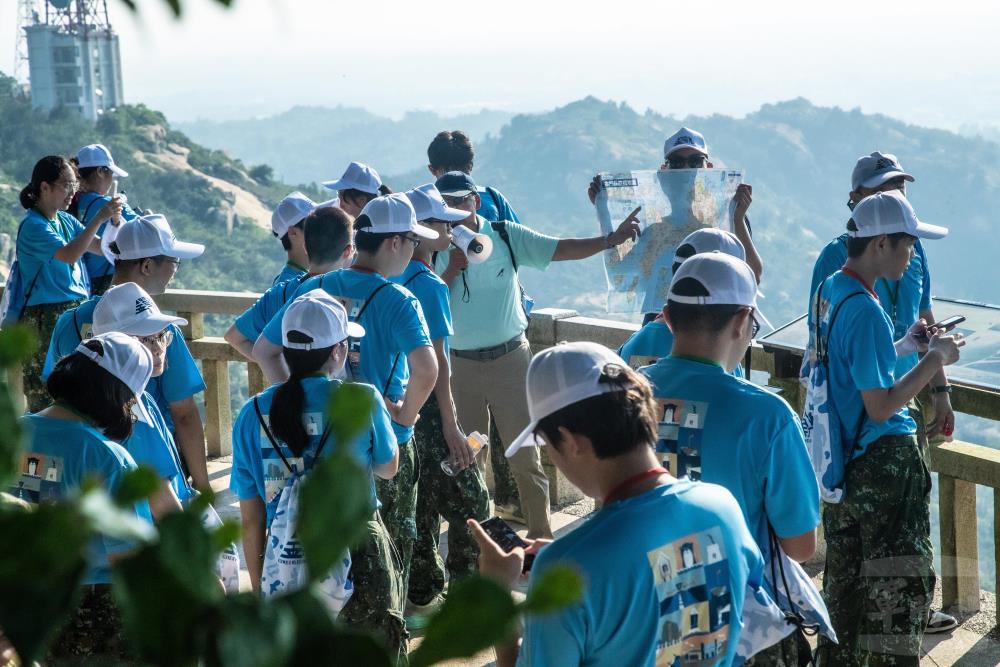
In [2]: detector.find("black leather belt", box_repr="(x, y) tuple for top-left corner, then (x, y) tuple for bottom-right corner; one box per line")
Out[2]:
(451, 335), (525, 361)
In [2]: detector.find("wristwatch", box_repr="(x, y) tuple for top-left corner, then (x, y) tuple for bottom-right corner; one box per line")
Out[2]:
(929, 385), (953, 395)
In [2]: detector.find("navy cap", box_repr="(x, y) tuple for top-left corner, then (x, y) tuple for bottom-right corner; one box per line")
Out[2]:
(435, 171), (477, 198)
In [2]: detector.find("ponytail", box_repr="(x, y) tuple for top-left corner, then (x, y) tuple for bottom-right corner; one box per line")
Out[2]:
(20, 155), (71, 210)
(268, 331), (334, 457)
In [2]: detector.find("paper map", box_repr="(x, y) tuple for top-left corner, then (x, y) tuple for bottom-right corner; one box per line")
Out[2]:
(595, 169), (743, 313)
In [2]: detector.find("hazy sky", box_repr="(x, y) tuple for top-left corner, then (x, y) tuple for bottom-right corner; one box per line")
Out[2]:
(2, 0), (999, 129)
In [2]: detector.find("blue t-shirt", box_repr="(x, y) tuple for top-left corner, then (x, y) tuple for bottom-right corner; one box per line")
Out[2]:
(42, 297), (206, 431)
(518, 478), (763, 667)
(640, 355), (820, 568)
(126, 392), (195, 504)
(476, 185), (522, 224)
(808, 234), (932, 376)
(619, 320), (744, 378)
(262, 268), (431, 443)
(391, 260), (453, 356)
(815, 271), (917, 460)
(234, 273), (311, 343)
(75, 191), (140, 283)
(272, 262), (307, 287)
(16, 209), (90, 306)
(230, 377), (396, 523)
(10, 414), (153, 584)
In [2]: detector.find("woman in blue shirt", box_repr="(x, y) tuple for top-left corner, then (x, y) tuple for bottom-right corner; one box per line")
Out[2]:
(230, 290), (404, 662)
(10, 332), (154, 661)
(16, 155), (122, 412)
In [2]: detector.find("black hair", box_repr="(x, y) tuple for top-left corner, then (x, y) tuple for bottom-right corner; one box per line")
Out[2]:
(278, 220), (306, 251)
(20, 155), (72, 209)
(339, 184), (392, 210)
(109, 242), (172, 271)
(46, 339), (137, 441)
(671, 242), (697, 275)
(845, 219), (914, 258)
(427, 131), (475, 173)
(304, 206), (353, 265)
(666, 277), (744, 335)
(353, 214), (400, 254)
(534, 363), (657, 459)
(269, 331), (336, 456)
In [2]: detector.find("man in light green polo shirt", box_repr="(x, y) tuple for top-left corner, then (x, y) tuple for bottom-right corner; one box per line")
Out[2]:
(433, 171), (639, 537)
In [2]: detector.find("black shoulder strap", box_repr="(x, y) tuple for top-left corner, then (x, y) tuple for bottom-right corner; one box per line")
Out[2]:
(80, 197), (102, 225)
(355, 280), (393, 322)
(490, 220), (518, 273)
(402, 270), (424, 287)
(72, 307), (83, 344)
(13, 218), (44, 309)
(254, 396), (332, 474)
(375, 272), (423, 398)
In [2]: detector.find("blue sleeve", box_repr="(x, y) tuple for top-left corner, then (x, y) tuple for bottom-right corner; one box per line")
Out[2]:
(843, 303), (897, 391)
(412, 277), (453, 342)
(917, 242), (932, 312)
(159, 326), (206, 402)
(517, 549), (586, 667)
(808, 240), (847, 327)
(42, 310), (75, 380)
(262, 298), (291, 345)
(369, 391), (398, 466)
(391, 293), (432, 356)
(235, 281), (291, 342)
(230, 401), (263, 501)
(494, 189), (522, 224)
(763, 418), (821, 539)
(19, 215), (65, 262)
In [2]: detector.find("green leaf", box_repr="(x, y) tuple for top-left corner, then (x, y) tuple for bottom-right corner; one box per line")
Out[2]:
(79, 484), (157, 543)
(0, 326), (37, 368)
(298, 449), (372, 582)
(0, 503), (91, 664)
(0, 381), (25, 488)
(210, 518), (242, 552)
(188, 485), (217, 514)
(409, 575), (519, 667)
(326, 382), (375, 445)
(519, 565), (584, 614)
(113, 466), (161, 506)
(212, 594), (296, 667)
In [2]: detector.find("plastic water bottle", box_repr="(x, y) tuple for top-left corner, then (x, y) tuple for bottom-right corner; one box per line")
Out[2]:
(441, 431), (487, 476)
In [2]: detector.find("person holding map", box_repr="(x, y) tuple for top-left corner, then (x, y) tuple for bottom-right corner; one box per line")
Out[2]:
(434, 171), (640, 539)
(806, 152), (958, 636)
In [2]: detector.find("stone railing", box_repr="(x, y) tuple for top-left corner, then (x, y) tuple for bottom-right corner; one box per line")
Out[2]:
(138, 294), (996, 613)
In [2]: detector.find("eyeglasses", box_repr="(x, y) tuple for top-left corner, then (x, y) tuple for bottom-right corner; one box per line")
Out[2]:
(442, 194), (471, 206)
(882, 176), (907, 190)
(750, 310), (760, 339)
(55, 179), (79, 193)
(401, 235), (421, 248)
(666, 154), (708, 169)
(159, 257), (181, 266)
(138, 328), (174, 348)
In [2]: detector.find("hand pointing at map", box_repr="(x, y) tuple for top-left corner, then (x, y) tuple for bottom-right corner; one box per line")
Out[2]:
(608, 206), (642, 247)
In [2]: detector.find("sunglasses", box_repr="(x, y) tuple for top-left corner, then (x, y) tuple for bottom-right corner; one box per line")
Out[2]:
(666, 154), (708, 169)
(442, 194), (472, 206)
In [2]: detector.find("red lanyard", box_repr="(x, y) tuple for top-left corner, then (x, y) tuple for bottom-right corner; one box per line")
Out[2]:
(603, 467), (669, 505)
(841, 267), (879, 301)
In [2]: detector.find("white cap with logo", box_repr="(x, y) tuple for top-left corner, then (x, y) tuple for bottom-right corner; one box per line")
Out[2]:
(851, 152), (914, 190)
(358, 194), (439, 240)
(322, 162), (383, 194)
(673, 228), (746, 266)
(108, 214), (206, 262)
(76, 144), (129, 178)
(282, 289), (365, 350)
(92, 282), (187, 337)
(272, 191), (317, 237)
(404, 184), (469, 222)
(505, 341), (630, 458)
(75, 331), (154, 423)
(663, 127), (709, 159)
(668, 252), (773, 331)
(849, 190), (948, 240)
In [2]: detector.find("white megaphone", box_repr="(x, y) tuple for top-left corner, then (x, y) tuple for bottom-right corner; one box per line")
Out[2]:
(451, 225), (493, 263)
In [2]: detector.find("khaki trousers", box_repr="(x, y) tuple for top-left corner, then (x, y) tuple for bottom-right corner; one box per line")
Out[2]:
(450, 339), (552, 538)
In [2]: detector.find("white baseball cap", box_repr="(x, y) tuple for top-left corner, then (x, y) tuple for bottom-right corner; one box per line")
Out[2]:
(322, 162), (383, 194)
(851, 152), (914, 190)
(664, 127), (708, 159)
(673, 228), (746, 267)
(357, 194), (439, 240)
(849, 190), (948, 240)
(316, 197), (340, 210)
(282, 289), (365, 350)
(506, 342), (634, 458)
(92, 282), (187, 337)
(667, 252), (773, 331)
(404, 184), (469, 223)
(75, 332), (154, 424)
(110, 214), (205, 261)
(272, 191), (317, 237)
(76, 144), (129, 177)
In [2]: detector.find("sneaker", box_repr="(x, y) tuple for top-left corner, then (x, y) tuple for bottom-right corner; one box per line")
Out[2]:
(405, 594), (446, 631)
(925, 609), (958, 634)
(494, 502), (527, 526)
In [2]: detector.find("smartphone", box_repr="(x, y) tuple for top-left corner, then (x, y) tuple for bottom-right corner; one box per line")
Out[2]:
(915, 315), (965, 341)
(480, 517), (535, 573)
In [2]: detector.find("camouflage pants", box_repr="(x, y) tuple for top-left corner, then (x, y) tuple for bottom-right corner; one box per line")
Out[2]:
(819, 435), (934, 666)
(408, 394), (491, 606)
(21, 300), (82, 413)
(745, 632), (802, 666)
(488, 416), (521, 511)
(340, 514), (408, 666)
(376, 437), (418, 605)
(47, 584), (133, 663)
